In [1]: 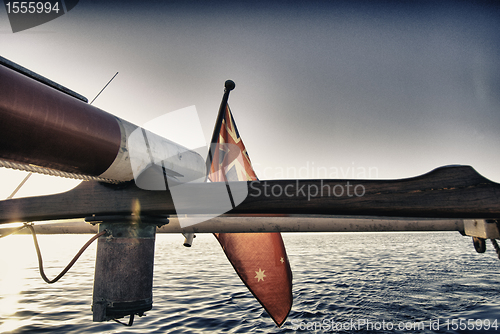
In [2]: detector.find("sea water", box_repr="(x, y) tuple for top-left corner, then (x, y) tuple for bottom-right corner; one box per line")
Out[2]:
(0, 232), (499, 333)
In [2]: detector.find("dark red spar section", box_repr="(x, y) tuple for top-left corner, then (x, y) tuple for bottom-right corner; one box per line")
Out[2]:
(0, 63), (122, 176)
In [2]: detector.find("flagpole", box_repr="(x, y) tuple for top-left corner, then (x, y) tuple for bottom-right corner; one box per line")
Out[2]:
(206, 80), (236, 178)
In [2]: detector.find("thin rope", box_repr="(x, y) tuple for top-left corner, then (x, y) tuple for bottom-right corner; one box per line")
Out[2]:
(113, 314), (135, 326)
(490, 239), (500, 260)
(0, 160), (120, 184)
(0, 224), (27, 238)
(26, 224), (107, 284)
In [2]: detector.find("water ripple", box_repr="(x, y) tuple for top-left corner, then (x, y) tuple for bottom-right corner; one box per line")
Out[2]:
(1, 232), (500, 333)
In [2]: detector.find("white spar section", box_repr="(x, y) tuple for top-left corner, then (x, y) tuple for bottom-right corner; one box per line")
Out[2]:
(98, 117), (206, 183)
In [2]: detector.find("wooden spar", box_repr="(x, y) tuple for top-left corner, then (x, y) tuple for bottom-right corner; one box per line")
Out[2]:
(0, 165), (499, 226)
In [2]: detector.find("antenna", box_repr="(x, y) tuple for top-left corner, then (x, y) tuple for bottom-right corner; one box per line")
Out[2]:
(89, 72), (119, 105)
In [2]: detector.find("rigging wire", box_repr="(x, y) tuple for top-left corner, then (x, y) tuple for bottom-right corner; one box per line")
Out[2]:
(7, 172), (32, 199)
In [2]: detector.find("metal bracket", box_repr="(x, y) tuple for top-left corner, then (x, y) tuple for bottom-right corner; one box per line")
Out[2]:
(463, 219), (500, 239)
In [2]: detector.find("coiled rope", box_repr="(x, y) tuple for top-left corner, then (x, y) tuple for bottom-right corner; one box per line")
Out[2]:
(0, 159), (120, 184)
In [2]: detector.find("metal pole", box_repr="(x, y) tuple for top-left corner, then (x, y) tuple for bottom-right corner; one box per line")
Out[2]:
(158, 216), (465, 233)
(205, 80), (236, 177)
(5, 216), (465, 234)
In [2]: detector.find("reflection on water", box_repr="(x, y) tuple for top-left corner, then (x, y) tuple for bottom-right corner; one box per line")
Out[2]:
(0, 232), (499, 333)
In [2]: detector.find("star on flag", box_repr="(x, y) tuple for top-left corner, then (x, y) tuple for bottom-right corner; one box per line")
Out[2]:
(255, 268), (266, 282)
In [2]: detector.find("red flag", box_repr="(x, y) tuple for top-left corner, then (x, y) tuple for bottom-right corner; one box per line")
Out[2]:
(208, 105), (293, 327)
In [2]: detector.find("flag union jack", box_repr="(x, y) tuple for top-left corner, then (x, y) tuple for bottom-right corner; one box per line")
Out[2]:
(209, 105), (258, 182)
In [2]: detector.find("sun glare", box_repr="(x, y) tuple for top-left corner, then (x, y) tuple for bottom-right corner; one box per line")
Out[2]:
(0, 236), (37, 332)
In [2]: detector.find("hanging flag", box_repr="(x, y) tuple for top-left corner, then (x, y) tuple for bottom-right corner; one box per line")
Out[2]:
(207, 93), (293, 327)
(208, 105), (258, 183)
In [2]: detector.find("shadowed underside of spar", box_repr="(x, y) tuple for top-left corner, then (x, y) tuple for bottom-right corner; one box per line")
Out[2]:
(0, 164), (499, 225)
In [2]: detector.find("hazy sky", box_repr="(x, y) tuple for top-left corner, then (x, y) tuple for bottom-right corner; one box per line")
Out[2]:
(1, 0), (499, 199)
